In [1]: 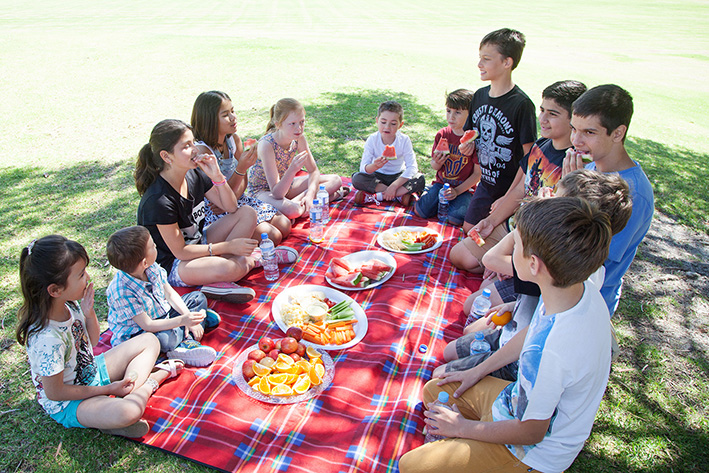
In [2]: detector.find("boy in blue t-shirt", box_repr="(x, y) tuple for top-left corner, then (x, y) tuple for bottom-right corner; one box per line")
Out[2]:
(106, 226), (221, 367)
(414, 89), (481, 225)
(450, 28), (537, 273)
(400, 197), (614, 473)
(564, 84), (654, 315)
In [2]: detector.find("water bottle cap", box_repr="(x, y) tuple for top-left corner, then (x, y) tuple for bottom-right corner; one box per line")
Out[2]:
(475, 332), (484, 340)
(443, 183), (450, 189)
(482, 288), (491, 298)
(319, 184), (326, 190)
(437, 391), (449, 403)
(261, 233), (268, 239)
(314, 198), (320, 205)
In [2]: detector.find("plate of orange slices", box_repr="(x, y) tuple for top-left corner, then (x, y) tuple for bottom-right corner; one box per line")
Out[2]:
(232, 342), (334, 404)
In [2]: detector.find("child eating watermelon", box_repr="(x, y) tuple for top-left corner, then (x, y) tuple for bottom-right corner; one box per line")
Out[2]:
(414, 89), (481, 226)
(352, 100), (425, 207)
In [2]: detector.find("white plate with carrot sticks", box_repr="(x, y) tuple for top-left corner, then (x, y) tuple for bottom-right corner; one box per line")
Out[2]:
(271, 285), (368, 350)
(377, 226), (443, 254)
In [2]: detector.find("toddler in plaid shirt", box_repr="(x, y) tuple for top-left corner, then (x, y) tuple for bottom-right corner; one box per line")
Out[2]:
(106, 226), (221, 367)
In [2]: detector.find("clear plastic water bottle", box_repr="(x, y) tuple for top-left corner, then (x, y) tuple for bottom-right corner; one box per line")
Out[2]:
(424, 391), (454, 443)
(317, 184), (330, 223)
(309, 198), (323, 243)
(438, 184), (450, 223)
(259, 233), (279, 281)
(470, 332), (492, 355)
(466, 288), (492, 325)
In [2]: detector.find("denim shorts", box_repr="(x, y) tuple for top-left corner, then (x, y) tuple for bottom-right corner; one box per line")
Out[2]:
(167, 233), (209, 287)
(49, 354), (111, 429)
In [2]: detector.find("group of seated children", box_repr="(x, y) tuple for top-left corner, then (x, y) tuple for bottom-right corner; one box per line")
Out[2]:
(15, 26), (654, 471)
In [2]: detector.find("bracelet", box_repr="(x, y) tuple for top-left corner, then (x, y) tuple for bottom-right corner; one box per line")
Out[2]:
(208, 243), (213, 257)
(234, 169), (246, 176)
(212, 178), (227, 186)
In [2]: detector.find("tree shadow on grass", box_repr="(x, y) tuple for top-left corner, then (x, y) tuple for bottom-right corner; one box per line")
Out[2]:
(627, 137), (709, 235)
(304, 89), (446, 179)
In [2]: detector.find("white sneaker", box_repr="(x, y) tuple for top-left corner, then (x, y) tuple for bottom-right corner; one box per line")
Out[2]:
(201, 282), (255, 304)
(167, 339), (217, 367)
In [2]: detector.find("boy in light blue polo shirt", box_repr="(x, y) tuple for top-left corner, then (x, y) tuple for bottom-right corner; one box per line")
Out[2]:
(106, 226), (221, 367)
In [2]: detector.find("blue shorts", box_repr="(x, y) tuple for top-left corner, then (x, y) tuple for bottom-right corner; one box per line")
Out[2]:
(49, 354), (111, 429)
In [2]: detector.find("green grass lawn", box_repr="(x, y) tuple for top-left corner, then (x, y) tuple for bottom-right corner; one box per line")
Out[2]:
(1, 1), (708, 471)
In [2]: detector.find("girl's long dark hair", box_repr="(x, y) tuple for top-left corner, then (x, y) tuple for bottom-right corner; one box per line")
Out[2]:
(16, 235), (89, 346)
(191, 91), (231, 149)
(134, 119), (191, 196)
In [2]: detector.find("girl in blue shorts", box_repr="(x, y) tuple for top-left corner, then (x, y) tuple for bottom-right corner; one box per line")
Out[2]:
(16, 235), (184, 437)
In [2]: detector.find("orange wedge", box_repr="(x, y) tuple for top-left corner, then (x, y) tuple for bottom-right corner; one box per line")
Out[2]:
(277, 354), (295, 365)
(258, 376), (271, 395)
(252, 363), (272, 377)
(271, 384), (294, 397)
(314, 363), (326, 379)
(247, 376), (261, 387)
(306, 346), (321, 359)
(268, 373), (288, 385)
(295, 360), (312, 374)
(309, 366), (323, 386)
(293, 376), (311, 394)
(275, 362), (298, 374)
(284, 373), (299, 384)
(311, 356), (324, 367)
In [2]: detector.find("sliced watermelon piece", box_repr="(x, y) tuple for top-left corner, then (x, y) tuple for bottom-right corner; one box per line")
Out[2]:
(332, 271), (364, 287)
(359, 262), (385, 280)
(243, 138), (257, 151)
(434, 138), (450, 154)
(328, 263), (350, 278)
(382, 145), (397, 160)
(330, 257), (354, 273)
(367, 259), (393, 273)
(460, 129), (479, 145)
(468, 228), (486, 247)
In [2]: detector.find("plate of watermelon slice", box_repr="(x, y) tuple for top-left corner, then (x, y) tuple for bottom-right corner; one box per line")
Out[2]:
(325, 251), (397, 291)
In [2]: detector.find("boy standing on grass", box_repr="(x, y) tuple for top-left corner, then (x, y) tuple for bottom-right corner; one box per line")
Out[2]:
(106, 226), (221, 367)
(414, 89), (481, 226)
(450, 28), (537, 272)
(400, 197), (613, 473)
(564, 84), (654, 315)
(352, 100), (425, 207)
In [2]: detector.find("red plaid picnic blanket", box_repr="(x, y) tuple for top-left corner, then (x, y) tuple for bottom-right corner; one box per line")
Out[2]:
(96, 189), (481, 473)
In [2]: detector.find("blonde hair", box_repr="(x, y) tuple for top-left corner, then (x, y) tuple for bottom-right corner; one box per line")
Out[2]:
(265, 98), (304, 134)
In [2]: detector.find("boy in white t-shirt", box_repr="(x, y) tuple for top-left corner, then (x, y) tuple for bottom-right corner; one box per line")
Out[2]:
(352, 100), (425, 207)
(400, 197), (614, 473)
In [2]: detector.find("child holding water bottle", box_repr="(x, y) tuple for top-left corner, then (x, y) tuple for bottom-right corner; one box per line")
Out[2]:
(414, 89), (480, 225)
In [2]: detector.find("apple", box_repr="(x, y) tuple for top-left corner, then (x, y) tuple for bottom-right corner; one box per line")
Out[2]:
(242, 359), (256, 379)
(289, 353), (301, 362)
(259, 336), (275, 352)
(275, 339), (282, 351)
(296, 342), (306, 357)
(247, 349), (267, 363)
(268, 349), (280, 360)
(260, 357), (276, 368)
(285, 326), (303, 341)
(281, 336), (298, 354)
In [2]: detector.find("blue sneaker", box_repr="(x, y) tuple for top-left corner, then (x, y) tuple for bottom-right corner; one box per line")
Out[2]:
(167, 339), (216, 367)
(204, 309), (221, 330)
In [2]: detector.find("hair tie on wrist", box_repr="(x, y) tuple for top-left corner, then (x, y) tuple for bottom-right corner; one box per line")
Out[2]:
(208, 242), (213, 257)
(212, 179), (227, 186)
(234, 169), (246, 176)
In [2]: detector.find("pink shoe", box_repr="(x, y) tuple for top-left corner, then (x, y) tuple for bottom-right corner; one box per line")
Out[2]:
(252, 247), (299, 266)
(200, 282), (255, 304)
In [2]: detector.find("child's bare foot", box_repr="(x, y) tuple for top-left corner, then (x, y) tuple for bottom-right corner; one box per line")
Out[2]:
(101, 419), (149, 438)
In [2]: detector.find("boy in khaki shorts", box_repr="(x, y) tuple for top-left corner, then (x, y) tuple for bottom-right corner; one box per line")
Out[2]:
(400, 197), (613, 473)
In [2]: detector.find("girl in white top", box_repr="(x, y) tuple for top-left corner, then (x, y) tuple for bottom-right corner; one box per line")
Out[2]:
(17, 235), (184, 438)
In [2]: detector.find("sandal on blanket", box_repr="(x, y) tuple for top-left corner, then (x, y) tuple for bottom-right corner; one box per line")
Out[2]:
(152, 359), (184, 378)
(332, 185), (351, 202)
